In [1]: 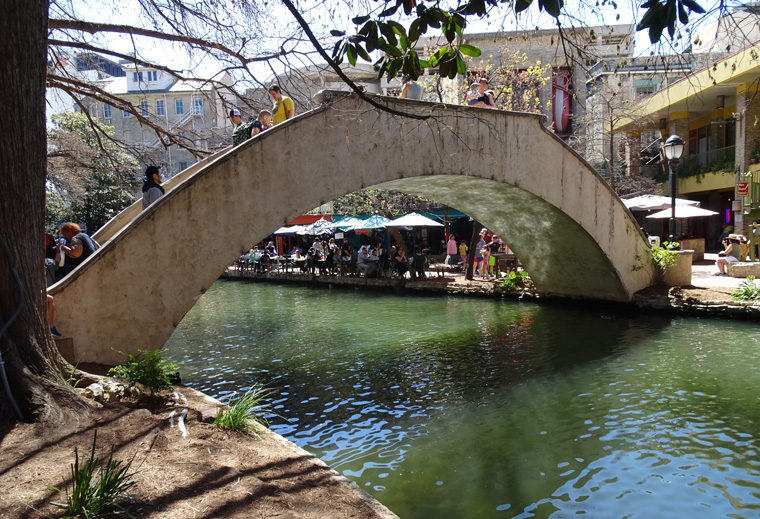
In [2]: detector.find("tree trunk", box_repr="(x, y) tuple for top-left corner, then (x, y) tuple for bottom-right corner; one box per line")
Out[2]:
(608, 115), (616, 192)
(0, 0), (86, 424)
(465, 220), (480, 281)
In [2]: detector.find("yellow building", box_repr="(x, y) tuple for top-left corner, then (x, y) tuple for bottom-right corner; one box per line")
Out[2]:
(618, 40), (760, 248)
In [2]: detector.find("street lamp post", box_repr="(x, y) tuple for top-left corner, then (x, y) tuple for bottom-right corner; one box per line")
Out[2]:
(663, 134), (685, 246)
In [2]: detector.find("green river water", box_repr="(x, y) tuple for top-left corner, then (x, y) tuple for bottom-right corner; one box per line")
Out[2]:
(163, 279), (760, 519)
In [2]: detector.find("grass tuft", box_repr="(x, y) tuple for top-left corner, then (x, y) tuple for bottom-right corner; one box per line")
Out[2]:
(732, 275), (760, 300)
(50, 431), (138, 517)
(213, 386), (277, 435)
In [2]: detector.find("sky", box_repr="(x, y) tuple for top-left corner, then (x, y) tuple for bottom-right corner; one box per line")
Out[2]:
(53, 0), (729, 85)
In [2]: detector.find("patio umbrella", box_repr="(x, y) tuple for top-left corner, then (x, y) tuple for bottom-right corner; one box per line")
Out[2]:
(645, 206), (719, 219)
(328, 216), (363, 230)
(273, 225), (306, 235)
(347, 215), (391, 231)
(386, 212), (444, 227)
(298, 218), (334, 235)
(623, 195), (701, 211)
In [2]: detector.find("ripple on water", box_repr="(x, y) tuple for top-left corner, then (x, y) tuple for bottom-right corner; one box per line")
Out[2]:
(164, 281), (760, 519)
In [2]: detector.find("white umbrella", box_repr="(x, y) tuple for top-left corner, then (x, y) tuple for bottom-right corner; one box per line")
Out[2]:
(646, 206), (719, 219)
(273, 225), (306, 235)
(623, 195), (701, 211)
(347, 215), (391, 231)
(298, 218), (334, 235)
(386, 212), (444, 227)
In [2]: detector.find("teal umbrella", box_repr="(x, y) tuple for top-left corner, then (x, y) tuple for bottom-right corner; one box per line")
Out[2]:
(348, 215), (391, 231)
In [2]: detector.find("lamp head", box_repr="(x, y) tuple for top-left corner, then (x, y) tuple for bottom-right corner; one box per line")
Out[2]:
(663, 134), (685, 161)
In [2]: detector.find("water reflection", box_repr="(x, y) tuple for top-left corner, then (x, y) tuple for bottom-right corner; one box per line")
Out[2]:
(164, 280), (760, 519)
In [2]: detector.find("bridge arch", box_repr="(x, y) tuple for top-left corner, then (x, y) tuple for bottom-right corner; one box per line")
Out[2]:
(49, 92), (652, 365)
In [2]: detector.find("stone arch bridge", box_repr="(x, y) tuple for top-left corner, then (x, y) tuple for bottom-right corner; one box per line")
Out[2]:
(49, 91), (652, 365)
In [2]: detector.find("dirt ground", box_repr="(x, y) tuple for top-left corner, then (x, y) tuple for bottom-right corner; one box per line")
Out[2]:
(0, 387), (397, 519)
(634, 283), (736, 303)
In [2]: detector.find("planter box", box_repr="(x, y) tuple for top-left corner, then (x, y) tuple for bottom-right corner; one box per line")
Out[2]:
(680, 238), (705, 261)
(664, 250), (694, 286)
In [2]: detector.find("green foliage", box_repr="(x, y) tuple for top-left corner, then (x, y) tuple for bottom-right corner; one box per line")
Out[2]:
(213, 386), (277, 435)
(650, 241), (679, 281)
(50, 432), (137, 518)
(331, 0), (703, 82)
(60, 355), (84, 389)
(329, 188), (439, 216)
(501, 270), (530, 291)
(637, 0), (706, 43)
(46, 111), (138, 234)
(108, 349), (181, 396)
(732, 276), (760, 300)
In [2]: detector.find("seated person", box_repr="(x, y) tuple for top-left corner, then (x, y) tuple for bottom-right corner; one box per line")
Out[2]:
(391, 246), (409, 278)
(715, 234), (742, 275)
(356, 246), (371, 275)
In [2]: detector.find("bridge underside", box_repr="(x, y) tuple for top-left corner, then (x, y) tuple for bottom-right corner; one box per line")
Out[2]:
(49, 92), (653, 365)
(380, 176), (625, 299)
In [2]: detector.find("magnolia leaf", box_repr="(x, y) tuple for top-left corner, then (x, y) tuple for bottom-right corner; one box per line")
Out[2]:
(459, 44), (481, 57)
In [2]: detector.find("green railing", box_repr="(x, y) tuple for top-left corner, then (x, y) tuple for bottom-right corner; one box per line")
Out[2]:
(745, 170), (760, 209)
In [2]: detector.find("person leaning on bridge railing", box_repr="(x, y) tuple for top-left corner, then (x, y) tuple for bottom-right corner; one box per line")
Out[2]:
(55, 222), (100, 279)
(230, 109), (272, 146)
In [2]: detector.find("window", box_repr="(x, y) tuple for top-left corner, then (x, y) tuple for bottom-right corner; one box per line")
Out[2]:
(103, 103), (111, 118)
(634, 79), (658, 99)
(133, 71), (143, 82)
(193, 98), (203, 115)
(179, 161), (188, 171)
(148, 71), (157, 81)
(123, 108), (130, 118)
(193, 118), (200, 130)
(175, 99), (184, 115)
(140, 100), (149, 116)
(156, 100), (165, 116)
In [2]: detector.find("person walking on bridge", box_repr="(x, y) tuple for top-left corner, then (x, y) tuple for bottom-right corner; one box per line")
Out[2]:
(400, 75), (424, 100)
(269, 84), (295, 125)
(141, 165), (165, 210)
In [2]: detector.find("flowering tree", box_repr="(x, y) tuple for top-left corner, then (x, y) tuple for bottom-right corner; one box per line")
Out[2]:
(466, 50), (551, 113)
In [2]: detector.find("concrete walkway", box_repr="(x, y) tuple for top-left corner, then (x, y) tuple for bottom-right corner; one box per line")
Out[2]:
(691, 253), (753, 290)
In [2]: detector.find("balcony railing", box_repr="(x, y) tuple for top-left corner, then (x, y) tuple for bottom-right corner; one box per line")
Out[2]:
(746, 170), (760, 209)
(676, 145), (735, 179)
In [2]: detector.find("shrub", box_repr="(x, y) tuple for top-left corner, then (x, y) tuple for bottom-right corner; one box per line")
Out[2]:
(732, 276), (760, 300)
(50, 431), (137, 517)
(650, 241), (679, 282)
(501, 270), (530, 292)
(108, 348), (181, 395)
(214, 386), (276, 436)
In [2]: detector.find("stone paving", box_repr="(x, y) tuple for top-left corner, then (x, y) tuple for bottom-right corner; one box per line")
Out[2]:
(691, 253), (755, 290)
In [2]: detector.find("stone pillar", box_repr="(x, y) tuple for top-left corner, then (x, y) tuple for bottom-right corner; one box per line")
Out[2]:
(624, 131), (642, 177)
(735, 85), (760, 172)
(667, 117), (689, 151)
